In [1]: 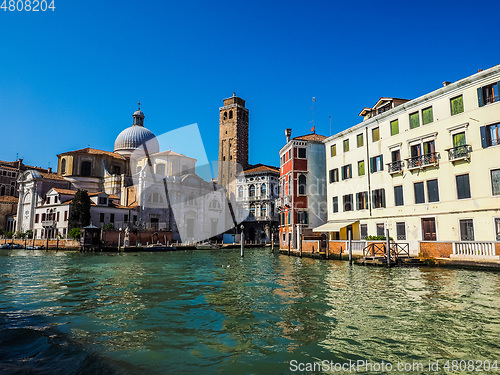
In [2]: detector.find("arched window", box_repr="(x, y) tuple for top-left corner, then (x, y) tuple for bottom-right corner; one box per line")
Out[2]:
(261, 183), (267, 196)
(61, 159), (66, 174)
(229, 110), (233, 119)
(261, 203), (267, 217)
(209, 200), (221, 210)
(0, 185), (5, 196)
(156, 164), (166, 176)
(112, 166), (121, 175)
(238, 186), (243, 198)
(223, 111), (227, 120)
(249, 203), (255, 218)
(298, 175), (307, 195)
(81, 161), (91, 177)
(249, 184), (255, 197)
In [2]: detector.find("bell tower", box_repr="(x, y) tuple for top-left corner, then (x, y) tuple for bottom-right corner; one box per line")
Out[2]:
(218, 93), (249, 199)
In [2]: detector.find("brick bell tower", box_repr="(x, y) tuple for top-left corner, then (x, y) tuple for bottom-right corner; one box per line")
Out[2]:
(218, 93), (249, 200)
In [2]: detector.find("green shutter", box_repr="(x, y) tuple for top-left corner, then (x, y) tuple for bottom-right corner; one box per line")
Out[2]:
(410, 112), (420, 129)
(422, 107), (433, 125)
(390, 120), (399, 135)
(370, 157), (374, 173)
(478, 87), (484, 107)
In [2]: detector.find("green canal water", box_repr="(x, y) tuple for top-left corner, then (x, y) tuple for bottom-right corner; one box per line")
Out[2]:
(1, 248), (500, 374)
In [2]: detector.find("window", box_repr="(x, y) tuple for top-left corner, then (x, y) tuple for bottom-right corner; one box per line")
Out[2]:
(456, 174), (471, 199)
(370, 155), (383, 173)
(249, 184), (255, 197)
(35, 214), (39, 223)
(261, 183), (267, 196)
(492, 169), (500, 196)
(209, 200), (221, 210)
(288, 149), (291, 159)
(394, 185), (404, 206)
(422, 218), (436, 241)
(341, 165), (352, 180)
(390, 119), (399, 136)
(249, 204), (255, 218)
(261, 204), (267, 217)
(409, 112), (420, 129)
(481, 123), (500, 148)
(56, 212), (60, 222)
(360, 224), (368, 239)
(112, 166), (121, 175)
(332, 197), (338, 213)
(298, 175), (306, 195)
(297, 211), (308, 224)
(423, 140), (435, 156)
(450, 95), (464, 116)
(99, 213), (104, 222)
(422, 107), (433, 125)
(396, 222), (406, 240)
(414, 182), (425, 204)
(496, 218), (500, 241)
(372, 188), (386, 208)
(391, 149), (401, 163)
(238, 186), (243, 198)
(357, 134), (364, 148)
(358, 160), (365, 176)
(459, 219), (474, 241)
(98, 197), (107, 205)
(356, 191), (368, 210)
(229, 110), (233, 119)
(372, 127), (380, 142)
(156, 164), (165, 175)
(329, 168), (339, 183)
(376, 223), (385, 237)
(330, 144), (336, 157)
(110, 214), (115, 223)
(81, 161), (91, 177)
(453, 132), (466, 148)
(343, 194), (353, 211)
(47, 197), (51, 204)
(41, 213), (46, 222)
(298, 148), (306, 158)
(64, 211), (68, 221)
(343, 139), (350, 152)
(478, 82), (500, 106)
(427, 179), (439, 202)
(61, 159), (66, 174)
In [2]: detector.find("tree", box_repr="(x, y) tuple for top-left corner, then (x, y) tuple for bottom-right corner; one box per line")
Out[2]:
(69, 190), (91, 229)
(5, 231), (13, 239)
(25, 229), (33, 239)
(68, 228), (81, 239)
(14, 231), (26, 239)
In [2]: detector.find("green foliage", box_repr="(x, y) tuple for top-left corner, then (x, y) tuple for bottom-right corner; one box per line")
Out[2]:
(25, 229), (33, 239)
(5, 231), (14, 239)
(102, 223), (114, 231)
(0, 228), (4, 236)
(68, 228), (81, 239)
(366, 235), (394, 241)
(14, 231), (26, 239)
(69, 190), (91, 229)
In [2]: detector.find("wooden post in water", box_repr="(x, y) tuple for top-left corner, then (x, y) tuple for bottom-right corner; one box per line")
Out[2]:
(240, 224), (244, 257)
(271, 232), (274, 253)
(118, 228), (122, 252)
(348, 231), (352, 264)
(386, 229), (391, 267)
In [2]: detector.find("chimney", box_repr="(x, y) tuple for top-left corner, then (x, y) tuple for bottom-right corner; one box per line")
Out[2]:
(48, 167), (52, 173)
(442, 81), (451, 87)
(17, 159), (23, 170)
(285, 128), (292, 143)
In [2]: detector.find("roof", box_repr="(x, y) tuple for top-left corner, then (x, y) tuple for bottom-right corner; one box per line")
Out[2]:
(243, 164), (279, 174)
(52, 188), (78, 195)
(57, 147), (126, 160)
(151, 150), (196, 160)
(292, 133), (328, 142)
(0, 160), (48, 172)
(0, 196), (18, 203)
(38, 172), (67, 181)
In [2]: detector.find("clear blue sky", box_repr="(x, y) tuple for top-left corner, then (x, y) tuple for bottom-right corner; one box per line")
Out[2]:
(1, 0), (499, 173)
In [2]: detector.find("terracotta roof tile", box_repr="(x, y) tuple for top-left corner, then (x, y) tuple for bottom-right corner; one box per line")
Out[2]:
(52, 188), (77, 195)
(292, 133), (328, 142)
(57, 147), (126, 160)
(0, 196), (18, 203)
(39, 172), (67, 181)
(243, 164), (279, 174)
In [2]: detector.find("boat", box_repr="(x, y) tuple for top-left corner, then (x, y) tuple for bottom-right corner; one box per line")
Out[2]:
(25, 245), (45, 250)
(144, 243), (177, 251)
(195, 242), (221, 250)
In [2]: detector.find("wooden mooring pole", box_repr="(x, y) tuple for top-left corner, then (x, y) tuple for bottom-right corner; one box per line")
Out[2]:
(348, 231), (352, 265)
(386, 229), (391, 267)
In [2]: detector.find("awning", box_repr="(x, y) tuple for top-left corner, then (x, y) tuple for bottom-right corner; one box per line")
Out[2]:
(312, 220), (358, 232)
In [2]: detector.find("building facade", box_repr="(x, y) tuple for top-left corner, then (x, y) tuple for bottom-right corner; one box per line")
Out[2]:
(278, 129), (328, 250)
(0, 159), (47, 198)
(320, 65), (500, 255)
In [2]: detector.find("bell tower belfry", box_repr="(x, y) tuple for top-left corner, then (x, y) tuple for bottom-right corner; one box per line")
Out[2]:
(218, 93), (249, 199)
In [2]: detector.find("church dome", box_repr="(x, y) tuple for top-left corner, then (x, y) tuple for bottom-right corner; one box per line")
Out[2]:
(114, 107), (160, 157)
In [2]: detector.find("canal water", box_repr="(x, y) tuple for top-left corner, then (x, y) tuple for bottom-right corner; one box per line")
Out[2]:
(1, 248), (500, 374)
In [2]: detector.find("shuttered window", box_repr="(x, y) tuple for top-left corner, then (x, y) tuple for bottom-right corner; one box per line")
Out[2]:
(491, 169), (500, 196)
(450, 95), (464, 116)
(409, 112), (420, 129)
(456, 174), (471, 199)
(422, 107), (433, 125)
(390, 119), (399, 135)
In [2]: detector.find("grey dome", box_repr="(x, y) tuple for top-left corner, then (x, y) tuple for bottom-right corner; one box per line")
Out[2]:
(114, 125), (159, 154)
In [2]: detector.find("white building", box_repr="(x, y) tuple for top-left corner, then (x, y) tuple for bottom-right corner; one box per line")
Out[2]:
(319, 64), (500, 257)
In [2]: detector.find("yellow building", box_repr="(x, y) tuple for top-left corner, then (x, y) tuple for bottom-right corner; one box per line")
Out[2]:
(319, 65), (500, 258)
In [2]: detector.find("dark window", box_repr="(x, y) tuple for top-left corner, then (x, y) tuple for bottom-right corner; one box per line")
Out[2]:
(332, 197), (338, 213)
(396, 222), (406, 240)
(409, 112), (420, 129)
(47, 197), (50, 204)
(341, 165), (352, 180)
(35, 214), (39, 223)
(297, 211), (308, 224)
(110, 214), (115, 223)
(422, 218), (436, 241)
(298, 148), (306, 158)
(392, 149), (401, 162)
(456, 174), (471, 199)
(229, 110), (233, 119)
(414, 182), (425, 204)
(459, 219), (474, 241)
(492, 169), (500, 196)
(370, 155), (383, 173)
(450, 95), (464, 116)
(478, 82), (500, 106)
(376, 223), (385, 237)
(356, 191), (368, 210)
(372, 127), (380, 142)
(64, 211), (68, 221)
(98, 197), (107, 205)
(481, 123), (500, 148)
(329, 168), (339, 183)
(394, 185), (404, 206)
(360, 224), (367, 239)
(112, 166), (121, 175)
(427, 179), (439, 202)
(61, 159), (66, 174)
(249, 184), (255, 197)
(124, 215), (128, 223)
(41, 213), (46, 222)
(496, 218), (500, 241)
(343, 194), (353, 211)
(298, 175), (306, 195)
(56, 212), (60, 222)
(372, 188), (386, 208)
(249, 204), (255, 218)
(261, 183), (267, 196)
(99, 213), (104, 222)
(81, 161), (91, 177)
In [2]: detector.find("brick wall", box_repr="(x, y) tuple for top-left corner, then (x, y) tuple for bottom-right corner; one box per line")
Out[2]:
(328, 241), (345, 254)
(4, 239), (79, 249)
(496, 243), (500, 256)
(302, 240), (319, 253)
(419, 242), (453, 258)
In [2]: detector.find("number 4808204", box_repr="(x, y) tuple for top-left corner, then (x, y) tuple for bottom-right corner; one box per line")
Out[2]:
(1, 0), (55, 11)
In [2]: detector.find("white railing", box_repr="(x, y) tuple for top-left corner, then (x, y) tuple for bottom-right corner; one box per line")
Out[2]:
(453, 242), (496, 257)
(350, 240), (367, 252)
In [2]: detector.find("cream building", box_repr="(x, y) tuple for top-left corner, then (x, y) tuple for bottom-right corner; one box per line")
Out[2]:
(319, 65), (500, 256)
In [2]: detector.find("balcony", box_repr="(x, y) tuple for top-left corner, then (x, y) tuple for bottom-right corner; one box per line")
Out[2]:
(42, 220), (56, 227)
(387, 160), (403, 174)
(485, 95), (499, 105)
(406, 152), (439, 171)
(447, 145), (472, 162)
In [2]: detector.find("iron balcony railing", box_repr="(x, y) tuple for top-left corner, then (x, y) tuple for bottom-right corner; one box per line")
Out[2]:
(387, 160), (403, 174)
(447, 145), (472, 161)
(41, 220), (56, 227)
(484, 95), (499, 105)
(406, 152), (439, 170)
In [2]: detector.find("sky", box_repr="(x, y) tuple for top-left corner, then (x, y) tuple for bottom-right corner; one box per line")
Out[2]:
(1, 0), (499, 176)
